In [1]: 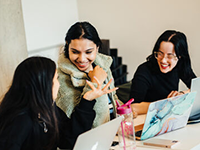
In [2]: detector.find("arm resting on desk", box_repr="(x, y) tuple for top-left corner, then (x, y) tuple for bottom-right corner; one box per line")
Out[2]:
(131, 102), (150, 115)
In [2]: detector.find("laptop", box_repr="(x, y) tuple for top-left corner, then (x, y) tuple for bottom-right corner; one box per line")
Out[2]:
(135, 92), (196, 141)
(73, 116), (123, 150)
(189, 77), (200, 121)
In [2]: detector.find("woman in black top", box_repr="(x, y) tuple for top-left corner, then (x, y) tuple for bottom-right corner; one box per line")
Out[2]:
(0, 56), (117, 150)
(130, 30), (196, 115)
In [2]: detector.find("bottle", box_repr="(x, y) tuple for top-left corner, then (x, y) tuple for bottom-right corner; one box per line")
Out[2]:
(116, 98), (136, 150)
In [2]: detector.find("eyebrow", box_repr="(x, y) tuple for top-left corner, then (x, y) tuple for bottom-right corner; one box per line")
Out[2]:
(158, 50), (175, 55)
(70, 48), (94, 52)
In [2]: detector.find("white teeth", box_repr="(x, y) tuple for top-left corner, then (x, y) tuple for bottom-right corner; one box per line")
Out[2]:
(77, 62), (88, 66)
(161, 64), (168, 67)
(78, 63), (86, 65)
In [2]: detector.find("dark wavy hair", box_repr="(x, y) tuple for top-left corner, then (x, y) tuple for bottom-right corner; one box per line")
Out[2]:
(64, 21), (102, 58)
(147, 30), (193, 78)
(0, 56), (58, 149)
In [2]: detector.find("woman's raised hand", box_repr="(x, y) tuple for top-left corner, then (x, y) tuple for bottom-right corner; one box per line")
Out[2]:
(88, 65), (107, 84)
(83, 76), (118, 101)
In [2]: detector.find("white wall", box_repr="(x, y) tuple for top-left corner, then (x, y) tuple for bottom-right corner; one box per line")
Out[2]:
(77, 0), (200, 89)
(21, 0), (79, 63)
(0, 0), (27, 99)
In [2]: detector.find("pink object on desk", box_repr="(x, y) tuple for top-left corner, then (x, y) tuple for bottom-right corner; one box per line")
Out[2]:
(116, 98), (134, 115)
(116, 98), (135, 150)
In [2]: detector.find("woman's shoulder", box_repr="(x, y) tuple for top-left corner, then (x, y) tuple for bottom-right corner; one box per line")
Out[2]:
(58, 53), (69, 65)
(95, 53), (113, 70)
(0, 110), (34, 149)
(14, 110), (33, 127)
(1, 110), (34, 138)
(136, 61), (151, 73)
(57, 53), (79, 73)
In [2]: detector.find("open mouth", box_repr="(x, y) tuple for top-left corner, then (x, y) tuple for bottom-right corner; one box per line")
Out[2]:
(161, 64), (169, 69)
(76, 62), (89, 68)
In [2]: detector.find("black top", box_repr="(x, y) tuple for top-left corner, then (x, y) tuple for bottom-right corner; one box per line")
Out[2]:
(130, 61), (196, 103)
(0, 98), (96, 150)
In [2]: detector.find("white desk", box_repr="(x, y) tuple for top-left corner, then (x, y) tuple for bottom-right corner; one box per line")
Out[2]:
(111, 115), (200, 150)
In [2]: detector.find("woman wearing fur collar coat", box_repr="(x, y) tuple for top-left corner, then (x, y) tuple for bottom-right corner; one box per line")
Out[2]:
(56, 22), (120, 127)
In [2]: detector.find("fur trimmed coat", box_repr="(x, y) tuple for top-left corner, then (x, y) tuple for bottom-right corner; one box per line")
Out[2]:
(56, 52), (119, 127)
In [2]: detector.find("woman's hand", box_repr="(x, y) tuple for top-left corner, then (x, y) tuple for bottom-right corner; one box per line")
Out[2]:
(83, 76), (118, 101)
(88, 65), (107, 84)
(167, 91), (180, 98)
(167, 89), (189, 98)
(131, 102), (150, 116)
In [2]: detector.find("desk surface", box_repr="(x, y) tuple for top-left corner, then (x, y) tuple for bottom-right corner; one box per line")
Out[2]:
(111, 115), (200, 150)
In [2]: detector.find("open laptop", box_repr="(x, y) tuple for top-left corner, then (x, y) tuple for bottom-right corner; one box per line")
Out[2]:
(189, 77), (200, 121)
(135, 92), (196, 141)
(73, 116), (123, 150)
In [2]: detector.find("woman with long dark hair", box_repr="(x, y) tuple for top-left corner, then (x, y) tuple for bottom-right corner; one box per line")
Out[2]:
(56, 21), (120, 128)
(130, 30), (196, 115)
(0, 56), (117, 150)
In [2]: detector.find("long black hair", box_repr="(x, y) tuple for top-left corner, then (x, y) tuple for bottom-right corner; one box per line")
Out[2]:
(0, 56), (59, 148)
(147, 30), (193, 78)
(64, 21), (102, 58)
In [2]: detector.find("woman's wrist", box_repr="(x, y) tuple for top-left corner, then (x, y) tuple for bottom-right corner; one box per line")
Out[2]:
(79, 97), (96, 111)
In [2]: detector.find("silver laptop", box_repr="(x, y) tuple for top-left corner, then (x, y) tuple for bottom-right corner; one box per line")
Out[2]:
(135, 92), (196, 140)
(73, 116), (123, 150)
(189, 77), (200, 121)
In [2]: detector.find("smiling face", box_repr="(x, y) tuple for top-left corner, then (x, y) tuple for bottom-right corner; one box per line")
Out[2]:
(156, 41), (179, 73)
(68, 38), (98, 72)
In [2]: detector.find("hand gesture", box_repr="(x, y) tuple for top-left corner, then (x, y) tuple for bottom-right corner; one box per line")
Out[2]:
(167, 91), (180, 98)
(167, 90), (187, 98)
(83, 77), (118, 101)
(88, 65), (107, 84)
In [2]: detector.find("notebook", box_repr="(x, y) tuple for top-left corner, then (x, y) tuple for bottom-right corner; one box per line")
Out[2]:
(189, 77), (200, 121)
(73, 116), (123, 150)
(135, 92), (196, 140)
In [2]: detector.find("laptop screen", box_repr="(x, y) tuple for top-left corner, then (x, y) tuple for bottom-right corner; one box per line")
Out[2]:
(73, 116), (123, 150)
(190, 77), (200, 119)
(140, 92), (196, 140)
